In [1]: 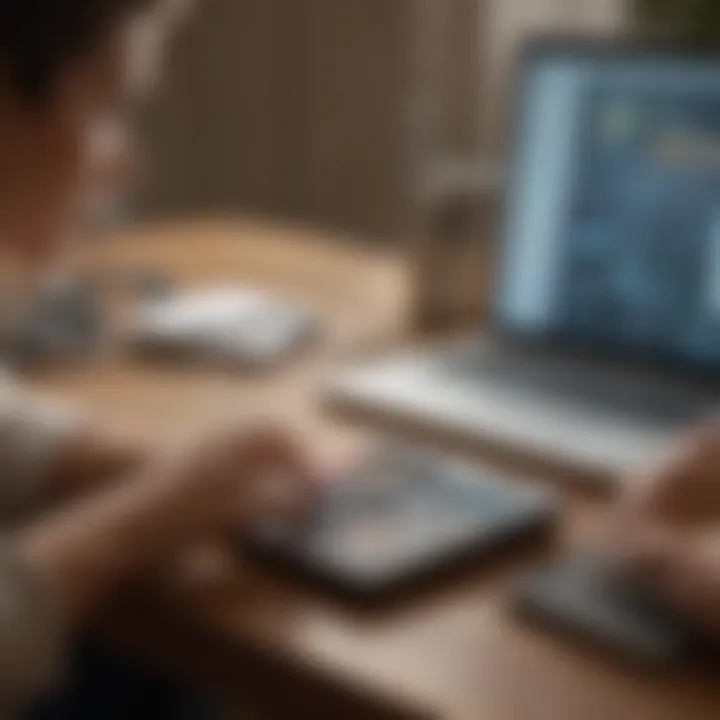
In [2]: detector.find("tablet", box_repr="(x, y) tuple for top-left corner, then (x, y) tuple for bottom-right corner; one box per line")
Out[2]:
(244, 445), (558, 600)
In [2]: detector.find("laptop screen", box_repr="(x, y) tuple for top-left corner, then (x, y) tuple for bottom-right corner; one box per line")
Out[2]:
(496, 42), (720, 371)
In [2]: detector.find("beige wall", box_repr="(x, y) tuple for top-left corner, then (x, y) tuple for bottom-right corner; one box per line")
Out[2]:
(139, 0), (420, 237)
(138, 0), (628, 237)
(138, 1), (296, 219)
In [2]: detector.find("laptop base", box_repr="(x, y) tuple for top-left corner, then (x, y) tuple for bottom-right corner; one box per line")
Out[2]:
(325, 338), (714, 490)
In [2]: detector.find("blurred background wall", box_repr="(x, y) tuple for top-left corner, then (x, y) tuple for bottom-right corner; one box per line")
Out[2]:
(137, 0), (629, 239)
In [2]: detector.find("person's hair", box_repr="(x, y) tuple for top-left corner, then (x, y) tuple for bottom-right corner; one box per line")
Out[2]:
(0, 0), (155, 105)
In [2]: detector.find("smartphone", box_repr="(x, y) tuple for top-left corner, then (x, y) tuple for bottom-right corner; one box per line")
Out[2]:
(513, 553), (709, 667)
(244, 444), (558, 601)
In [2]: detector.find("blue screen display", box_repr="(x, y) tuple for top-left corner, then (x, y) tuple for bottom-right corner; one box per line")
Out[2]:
(498, 52), (720, 368)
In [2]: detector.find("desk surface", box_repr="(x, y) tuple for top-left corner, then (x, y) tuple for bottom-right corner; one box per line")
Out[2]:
(29, 220), (720, 720)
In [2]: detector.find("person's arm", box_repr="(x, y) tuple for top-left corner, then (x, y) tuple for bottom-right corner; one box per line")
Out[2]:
(0, 422), (316, 711)
(0, 543), (67, 714)
(0, 470), (178, 713)
(16, 468), (188, 621)
(17, 421), (317, 618)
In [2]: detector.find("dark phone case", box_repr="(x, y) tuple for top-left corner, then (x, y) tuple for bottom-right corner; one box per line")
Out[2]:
(513, 553), (712, 668)
(242, 448), (558, 603)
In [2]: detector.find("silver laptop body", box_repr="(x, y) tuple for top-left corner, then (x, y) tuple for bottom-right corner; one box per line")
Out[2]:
(327, 40), (720, 486)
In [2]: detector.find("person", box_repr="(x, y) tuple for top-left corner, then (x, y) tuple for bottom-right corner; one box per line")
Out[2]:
(0, 1), (317, 715)
(615, 420), (720, 638)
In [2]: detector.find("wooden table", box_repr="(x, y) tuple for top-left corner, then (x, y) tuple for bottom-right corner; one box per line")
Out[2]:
(28, 220), (720, 720)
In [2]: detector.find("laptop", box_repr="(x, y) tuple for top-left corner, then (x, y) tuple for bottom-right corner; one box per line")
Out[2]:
(327, 38), (720, 486)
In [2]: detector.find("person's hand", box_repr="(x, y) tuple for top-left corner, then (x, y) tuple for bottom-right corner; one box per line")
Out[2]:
(16, 420), (321, 619)
(617, 420), (720, 529)
(611, 420), (720, 636)
(139, 420), (318, 540)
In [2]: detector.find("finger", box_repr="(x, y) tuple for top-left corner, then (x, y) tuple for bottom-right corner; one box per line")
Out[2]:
(620, 427), (717, 525)
(235, 472), (315, 527)
(610, 522), (684, 587)
(239, 426), (309, 473)
(654, 531), (720, 630)
(246, 428), (322, 496)
(235, 429), (323, 520)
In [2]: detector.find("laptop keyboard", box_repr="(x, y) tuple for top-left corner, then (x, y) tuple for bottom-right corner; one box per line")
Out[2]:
(443, 343), (714, 427)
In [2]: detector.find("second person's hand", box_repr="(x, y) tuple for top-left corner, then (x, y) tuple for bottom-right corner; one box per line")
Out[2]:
(610, 420), (720, 637)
